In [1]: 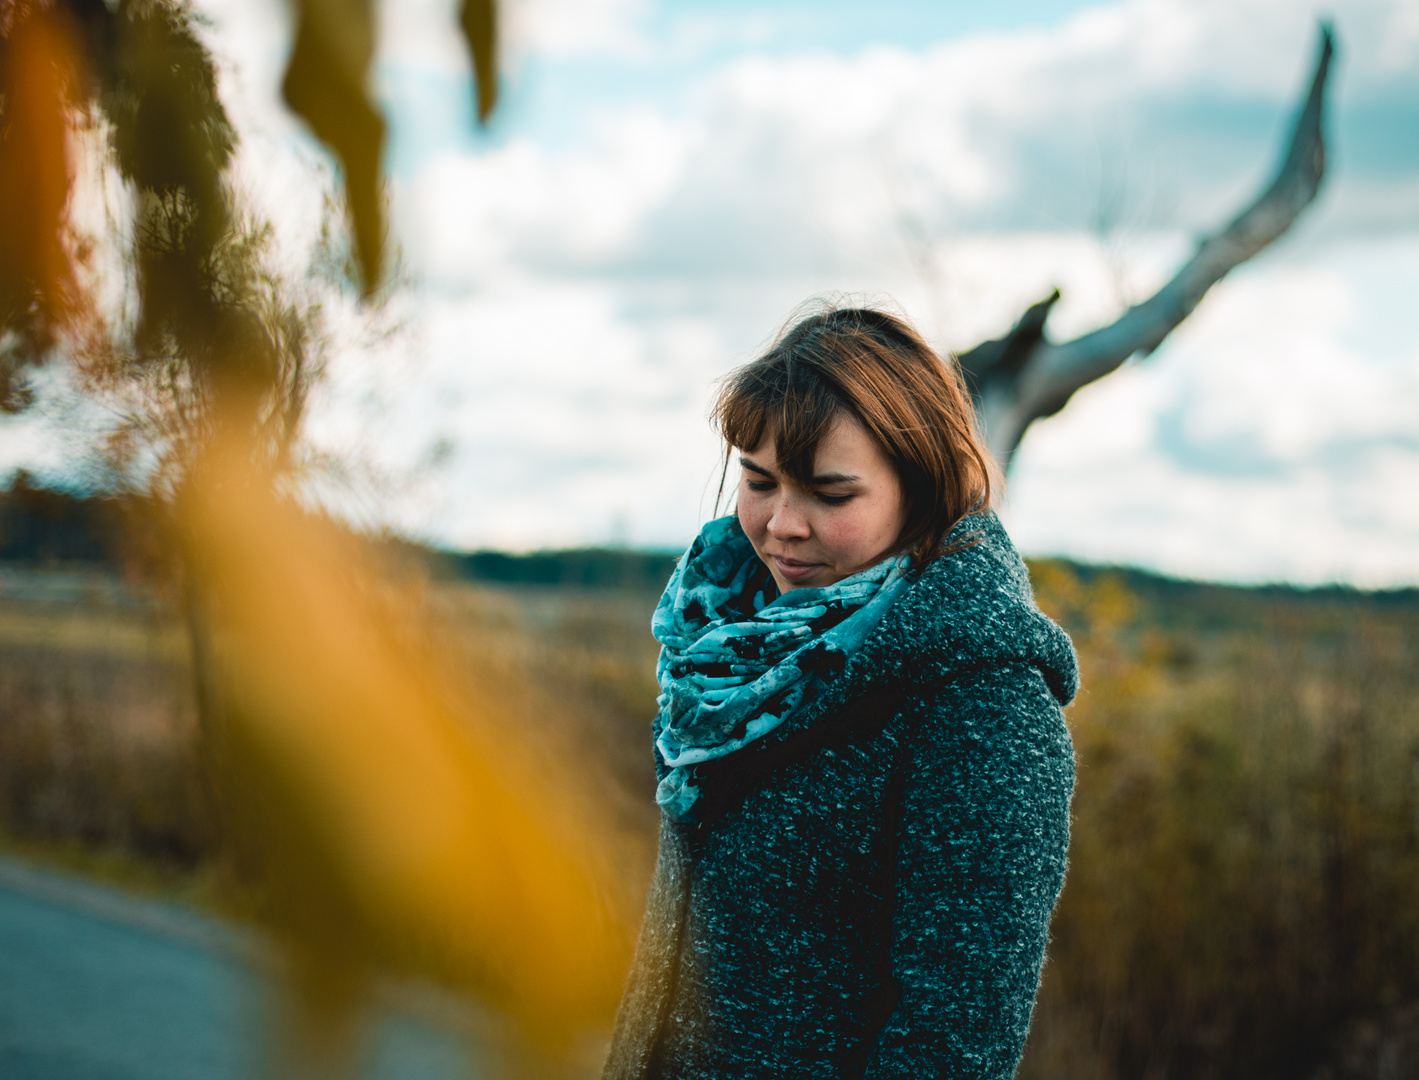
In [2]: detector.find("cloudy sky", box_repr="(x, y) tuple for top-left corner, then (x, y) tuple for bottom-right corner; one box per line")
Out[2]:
(7, 0), (1419, 585)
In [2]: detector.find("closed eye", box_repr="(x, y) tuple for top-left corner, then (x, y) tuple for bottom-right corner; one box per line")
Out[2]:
(815, 492), (853, 505)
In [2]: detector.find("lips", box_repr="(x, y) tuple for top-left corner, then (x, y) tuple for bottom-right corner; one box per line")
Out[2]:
(770, 554), (824, 582)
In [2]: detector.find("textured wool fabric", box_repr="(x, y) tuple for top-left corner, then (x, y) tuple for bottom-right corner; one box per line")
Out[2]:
(603, 510), (1078, 1080)
(653, 514), (912, 822)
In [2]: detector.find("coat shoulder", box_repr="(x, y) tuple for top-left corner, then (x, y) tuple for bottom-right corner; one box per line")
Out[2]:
(857, 511), (1079, 707)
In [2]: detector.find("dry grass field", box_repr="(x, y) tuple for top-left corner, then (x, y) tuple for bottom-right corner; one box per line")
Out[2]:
(2, 559), (1418, 1079)
(1023, 563), (1419, 1080)
(0, 566), (667, 907)
(0, 572), (209, 881)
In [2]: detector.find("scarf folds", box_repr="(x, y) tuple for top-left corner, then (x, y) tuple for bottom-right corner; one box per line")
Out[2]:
(651, 515), (912, 822)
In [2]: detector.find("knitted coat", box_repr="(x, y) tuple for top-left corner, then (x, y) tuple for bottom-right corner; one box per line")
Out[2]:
(602, 512), (1078, 1080)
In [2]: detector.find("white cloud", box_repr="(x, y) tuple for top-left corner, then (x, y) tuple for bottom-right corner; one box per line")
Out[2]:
(305, 278), (732, 548)
(401, 106), (692, 279)
(508, 0), (654, 61)
(384, 0), (1418, 291)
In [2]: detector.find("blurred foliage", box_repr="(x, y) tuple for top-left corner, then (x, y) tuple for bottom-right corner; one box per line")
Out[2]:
(177, 438), (634, 1052)
(280, 0), (497, 294)
(459, 0), (497, 123)
(0, 2), (86, 396)
(1, 0), (313, 490)
(1, 0), (648, 1068)
(279, 0), (385, 296)
(0, 0), (499, 478)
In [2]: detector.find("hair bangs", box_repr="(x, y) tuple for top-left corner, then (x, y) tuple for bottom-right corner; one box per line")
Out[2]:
(715, 353), (850, 488)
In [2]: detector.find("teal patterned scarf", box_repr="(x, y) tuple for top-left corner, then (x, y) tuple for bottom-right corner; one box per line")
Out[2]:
(652, 515), (912, 822)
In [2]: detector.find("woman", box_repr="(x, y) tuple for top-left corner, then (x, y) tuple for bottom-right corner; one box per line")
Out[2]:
(604, 305), (1077, 1079)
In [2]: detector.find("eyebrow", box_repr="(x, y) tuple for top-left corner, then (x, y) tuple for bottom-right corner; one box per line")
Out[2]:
(739, 457), (859, 485)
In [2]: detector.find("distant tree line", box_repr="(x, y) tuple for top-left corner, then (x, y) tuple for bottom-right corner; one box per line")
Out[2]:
(449, 549), (681, 591)
(0, 475), (683, 589)
(0, 472), (128, 564)
(6, 476), (1416, 609)
(1056, 560), (1419, 618)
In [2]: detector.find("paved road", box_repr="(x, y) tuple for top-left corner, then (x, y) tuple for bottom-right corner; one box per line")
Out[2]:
(0, 859), (474, 1080)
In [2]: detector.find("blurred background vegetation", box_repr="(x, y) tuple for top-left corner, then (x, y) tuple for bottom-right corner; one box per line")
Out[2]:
(3, 478), (1418, 1079)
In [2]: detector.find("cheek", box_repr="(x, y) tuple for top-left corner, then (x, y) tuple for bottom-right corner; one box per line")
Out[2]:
(736, 488), (769, 540)
(821, 494), (903, 561)
(817, 516), (873, 559)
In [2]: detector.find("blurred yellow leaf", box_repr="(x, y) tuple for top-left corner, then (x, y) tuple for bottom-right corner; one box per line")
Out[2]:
(181, 426), (633, 1045)
(281, 0), (385, 296)
(459, 0), (498, 123)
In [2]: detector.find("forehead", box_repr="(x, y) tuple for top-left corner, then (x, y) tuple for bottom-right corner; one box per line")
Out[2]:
(742, 413), (891, 474)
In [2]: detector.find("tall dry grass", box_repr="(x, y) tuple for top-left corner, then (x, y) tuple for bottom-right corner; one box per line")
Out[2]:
(1022, 562), (1419, 1080)
(0, 594), (210, 872)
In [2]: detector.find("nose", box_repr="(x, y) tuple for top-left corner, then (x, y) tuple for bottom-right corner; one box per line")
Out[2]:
(766, 494), (811, 541)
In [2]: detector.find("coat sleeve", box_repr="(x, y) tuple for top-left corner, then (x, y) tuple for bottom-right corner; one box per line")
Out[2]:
(862, 662), (1075, 1080)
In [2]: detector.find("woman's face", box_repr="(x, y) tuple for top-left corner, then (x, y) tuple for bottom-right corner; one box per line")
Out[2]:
(737, 413), (907, 592)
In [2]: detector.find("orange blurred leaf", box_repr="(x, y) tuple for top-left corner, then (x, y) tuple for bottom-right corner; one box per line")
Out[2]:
(281, 0), (385, 297)
(0, 6), (84, 342)
(181, 428), (633, 1039)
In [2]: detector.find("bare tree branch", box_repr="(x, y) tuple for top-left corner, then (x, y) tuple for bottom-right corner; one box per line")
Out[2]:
(961, 22), (1335, 469)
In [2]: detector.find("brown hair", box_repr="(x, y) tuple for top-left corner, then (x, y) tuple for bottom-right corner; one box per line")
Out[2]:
(712, 303), (995, 566)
